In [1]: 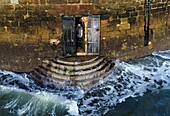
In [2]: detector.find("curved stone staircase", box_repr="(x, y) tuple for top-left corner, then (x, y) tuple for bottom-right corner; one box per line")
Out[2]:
(31, 56), (114, 89)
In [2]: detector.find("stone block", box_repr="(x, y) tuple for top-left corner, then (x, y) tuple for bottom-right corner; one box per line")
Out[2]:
(150, 0), (156, 4)
(30, 0), (40, 4)
(47, 21), (57, 29)
(125, 7), (136, 12)
(78, 9), (90, 15)
(3, 20), (11, 26)
(138, 10), (143, 15)
(100, 14), (111, 20)
(130, 11), (138, 17)
(10, 27), (19, 33)
(38, 11), (47, 16)
(0, 5), (5, 9)
(48, 0), (67, 4)
(0, 10), (5, 15)
(78, 5), (95, 15)
(118, 12), (130, 18)
(14, 4), (23, 10)
(6, 15), (15, 20)
(79, 5), (94, 11)
(11, 21), (18, 27)
(0, 0), (10, 4)
(162, 0), (167, 2)
(19, 0), (41, 4)
(15, 13), (24, 21)
(128, 17), (136, 24)
(110, 19), (121, 26)
(43, 4), (55, 10)
(30, 16), (39, 22)
(158, 3), (165, 7)
(68, 0), (80, 4)
(30, 10), (40, 16)
(4, 5), (14, 10)
(47, 10), (65, 16)
(56, 21), (62, 28)
(40, 0), (46, 4)
(18, 0), (27, 4)
(16, 9), (27, 16)
(140, 1), (144, 5)
(81, 0), (95, 3)
(19, 21), (27, 27)
(111, 12), (119, 19)
(120, 18), (128, 24)
(151, 4), (158, 9)
(49, 4), (72, 10)
(40, 21), (48, 27)
(0, 20), (6, 27)
(0, 15), (6, 20)
(70, 5), (79, 15)
(23, 4), (35, 10)
(42, 16), (56, 21)
(28, 10), (37, 16)
(136, 5), (143, 11)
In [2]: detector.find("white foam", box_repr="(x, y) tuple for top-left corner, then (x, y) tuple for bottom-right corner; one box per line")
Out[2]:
(0, 85), (79, 116)
(31, 91), (79, 116)
(65, 100), (79, 116)
(79, 50), (170, 115)
(0, 70), (32, 86)
(1, 49), (170, 116)
(4, 96), (20, 109)
(152, 49), (170, 60)
(17, 100), (34, 116)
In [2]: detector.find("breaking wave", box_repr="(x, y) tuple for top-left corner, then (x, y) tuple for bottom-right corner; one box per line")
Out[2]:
(1, 49), (170, 115)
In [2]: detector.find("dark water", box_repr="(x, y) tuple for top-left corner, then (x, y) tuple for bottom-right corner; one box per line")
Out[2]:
(1, 49), (170, 116)
(105, 88), (170, 116)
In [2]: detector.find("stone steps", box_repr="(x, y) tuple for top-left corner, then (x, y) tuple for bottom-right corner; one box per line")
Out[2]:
(31, 68), (66, 85)
(31, 56), (114, 89)
(41, 59), (106, 76)
(55, 56), (99, 65)
(42, 56), (104, 71)
(46, 61), (112, 81)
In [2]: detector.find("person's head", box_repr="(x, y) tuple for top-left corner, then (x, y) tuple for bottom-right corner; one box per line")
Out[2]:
(77, 23), (81, 27)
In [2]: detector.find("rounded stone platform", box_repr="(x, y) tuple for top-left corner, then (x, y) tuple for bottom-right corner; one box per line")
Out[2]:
(31, 56), (114, 89)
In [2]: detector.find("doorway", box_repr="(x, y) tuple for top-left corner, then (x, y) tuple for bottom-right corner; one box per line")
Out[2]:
(62, 15), (100, 56)
(75, 16), (85, 54)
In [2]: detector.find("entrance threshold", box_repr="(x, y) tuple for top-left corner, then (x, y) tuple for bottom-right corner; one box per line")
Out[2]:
(77, 52), (99, 56)
(76, 52), (87, 56)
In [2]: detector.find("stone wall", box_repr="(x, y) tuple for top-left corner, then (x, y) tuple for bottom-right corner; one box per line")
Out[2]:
(98, 0), (170, 60)
(0, 0), (168, 44)
(0, 0), (100, 44)
(0, 0), (169, 71)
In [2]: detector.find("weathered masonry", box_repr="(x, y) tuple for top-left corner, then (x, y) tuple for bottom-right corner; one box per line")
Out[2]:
(0, 0), (169, 72)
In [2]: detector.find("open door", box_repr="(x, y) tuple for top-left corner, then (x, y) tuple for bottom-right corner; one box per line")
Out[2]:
(87, 15), (100, 55)
(62, 15), (100, 56)
(62, 16), (76, 56)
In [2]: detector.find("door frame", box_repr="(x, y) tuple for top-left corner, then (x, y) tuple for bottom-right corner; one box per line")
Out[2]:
(62, 15), (100, 56)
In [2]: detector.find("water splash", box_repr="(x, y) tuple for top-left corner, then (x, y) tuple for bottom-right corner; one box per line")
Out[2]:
(0, 85), (79, 116)
(1, 49), (170, 115)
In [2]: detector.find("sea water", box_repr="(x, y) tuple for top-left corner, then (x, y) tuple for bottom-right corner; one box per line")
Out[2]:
(1, 49), (170, 116)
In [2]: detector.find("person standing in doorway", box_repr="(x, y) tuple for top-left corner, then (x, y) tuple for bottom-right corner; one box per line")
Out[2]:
(76, 23), (83, 52)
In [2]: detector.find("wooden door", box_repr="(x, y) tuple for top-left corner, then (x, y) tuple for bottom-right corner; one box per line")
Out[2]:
(62, 16), (76, 56)
(87, 15), (100, 55)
